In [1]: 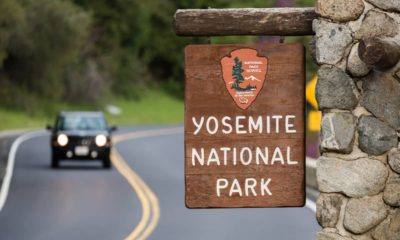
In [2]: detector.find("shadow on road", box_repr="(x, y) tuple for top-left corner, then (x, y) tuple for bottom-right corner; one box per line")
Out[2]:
(26, 162), (108, 171)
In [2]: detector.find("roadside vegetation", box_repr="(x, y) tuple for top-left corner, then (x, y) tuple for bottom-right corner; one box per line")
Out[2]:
(0, 89), (183, 131)
(0, 0), (315, 131)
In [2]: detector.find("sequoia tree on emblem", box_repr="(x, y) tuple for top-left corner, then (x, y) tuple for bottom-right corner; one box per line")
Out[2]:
(221, 48), (268, 110)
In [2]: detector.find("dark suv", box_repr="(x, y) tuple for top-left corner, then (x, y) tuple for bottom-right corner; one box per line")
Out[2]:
(47, 111), (116, 168)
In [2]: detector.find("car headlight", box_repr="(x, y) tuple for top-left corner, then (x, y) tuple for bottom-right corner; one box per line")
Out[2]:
(95, 134), (107, 147)
(57, 134), (68, 146)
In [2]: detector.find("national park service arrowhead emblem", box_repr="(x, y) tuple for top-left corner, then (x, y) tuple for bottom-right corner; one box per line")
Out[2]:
(221, 48), (268, 110)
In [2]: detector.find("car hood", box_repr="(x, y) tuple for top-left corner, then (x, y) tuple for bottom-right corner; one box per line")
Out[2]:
(56, 130), (110, 137)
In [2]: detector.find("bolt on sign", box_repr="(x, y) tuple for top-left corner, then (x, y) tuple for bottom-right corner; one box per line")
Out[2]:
(185, 43), (305, 208)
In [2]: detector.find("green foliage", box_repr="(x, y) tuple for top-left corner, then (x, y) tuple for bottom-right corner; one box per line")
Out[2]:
(294, 0), (315, 7)
(0, 0), (24, 67)
(0, 0), (90, 109)
(71, 0), (210, 99)
(0, 0), (317, 117)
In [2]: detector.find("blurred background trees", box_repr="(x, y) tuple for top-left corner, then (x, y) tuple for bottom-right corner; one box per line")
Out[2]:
(0, 0), (315, 115)
(0, 0), (90, 110)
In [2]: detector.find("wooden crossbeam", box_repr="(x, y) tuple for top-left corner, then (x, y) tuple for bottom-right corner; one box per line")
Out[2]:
(173, 8), (316, 36)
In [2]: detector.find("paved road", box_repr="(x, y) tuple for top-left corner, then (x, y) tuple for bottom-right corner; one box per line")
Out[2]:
(0, 126), (320, 240)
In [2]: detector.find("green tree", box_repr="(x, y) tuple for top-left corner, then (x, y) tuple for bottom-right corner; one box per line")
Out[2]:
(1, 0), (90, 103)
(0, 0), (92, 111)
(0, 0), (24, 67)
(232, 57), (245, 90)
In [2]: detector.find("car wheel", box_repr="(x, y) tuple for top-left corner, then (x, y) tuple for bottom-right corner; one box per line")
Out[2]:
(51, 156), (59, 168)
(102, 157), (111, 169)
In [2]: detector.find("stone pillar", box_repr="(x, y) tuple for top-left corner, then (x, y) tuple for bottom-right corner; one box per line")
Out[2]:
(314, 0), (400, 239)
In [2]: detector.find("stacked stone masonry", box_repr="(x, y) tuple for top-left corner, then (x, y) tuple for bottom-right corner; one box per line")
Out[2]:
(315, 0), (400, 239)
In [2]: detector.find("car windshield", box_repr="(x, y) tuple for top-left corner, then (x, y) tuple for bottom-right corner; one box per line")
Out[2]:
(57, 115), (107, 131)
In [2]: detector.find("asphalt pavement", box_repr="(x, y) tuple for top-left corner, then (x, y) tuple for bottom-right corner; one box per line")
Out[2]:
(0, 126), (320, 240)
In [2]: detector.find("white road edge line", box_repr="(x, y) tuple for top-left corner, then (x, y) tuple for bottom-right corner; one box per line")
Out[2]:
(305, 157), (318, 213)
(306, 157), (317, 169)
(305, 198), (316, 213)
(0, 130), (47, 211)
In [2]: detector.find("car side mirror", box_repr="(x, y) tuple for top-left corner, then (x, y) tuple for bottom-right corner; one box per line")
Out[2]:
(46, 124), (53, 131)
(109, 126), (117, 132)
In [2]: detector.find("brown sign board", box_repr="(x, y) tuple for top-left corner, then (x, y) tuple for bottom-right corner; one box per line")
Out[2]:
(185, 43), (305, 208)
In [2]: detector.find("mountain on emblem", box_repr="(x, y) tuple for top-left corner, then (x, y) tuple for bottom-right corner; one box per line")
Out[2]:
(221, 48), (268, 110)
(245, 75), (261, 82)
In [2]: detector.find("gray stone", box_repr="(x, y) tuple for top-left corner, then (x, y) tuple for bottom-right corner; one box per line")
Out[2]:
(316, 230), (353, 240)
(317, 193), (345, 228)
(313, 20), (353, 65)
(358, 115), (398, 155)
(347, 43), (371, 77)
(355, 236), (374, 240)
(383, 174), (400, 207)
(316, 66), (358, 110)
(323, 146), (368, 161)
(355, 10), (397, 39)
(389, 148), (400, 174)
(344, 195), (388, 234)
(394, 70), (400, 83)
(320, 112), (356, 153)
(317, 157), (388, 197)
(316, 0), (364, 22)
(363, 71), (400, 131)
(372, 210), (400, 240)
(366, 0), (400, 12)
(356, 236), (374, 240)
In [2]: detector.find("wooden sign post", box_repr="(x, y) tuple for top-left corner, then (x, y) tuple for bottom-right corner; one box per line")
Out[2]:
(185, 43), (305, 208)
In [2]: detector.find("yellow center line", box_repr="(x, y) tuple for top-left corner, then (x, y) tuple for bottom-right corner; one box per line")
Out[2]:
(111, 150), (151, 240)
(111, 127), (183, 240)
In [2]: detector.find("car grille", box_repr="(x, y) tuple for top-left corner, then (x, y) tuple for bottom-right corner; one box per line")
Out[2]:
(80, 138), (92, 146)
(68, 136), (94, 146)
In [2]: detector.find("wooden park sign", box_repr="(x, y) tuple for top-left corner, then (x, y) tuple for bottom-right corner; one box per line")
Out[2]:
(185, 43), (305, 208)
